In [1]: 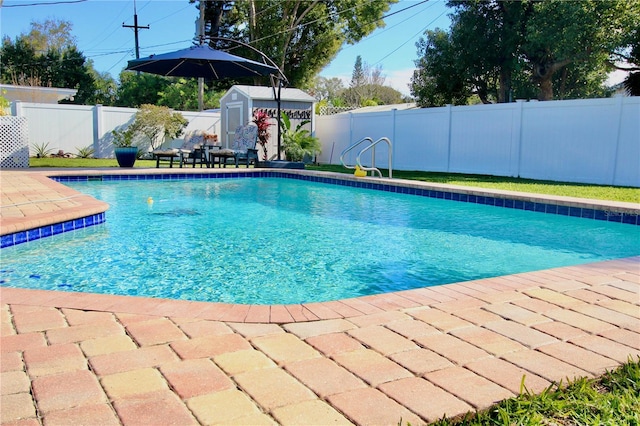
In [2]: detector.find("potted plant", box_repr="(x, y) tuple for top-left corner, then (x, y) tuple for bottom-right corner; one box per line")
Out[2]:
(111, 126), (138, 167)
(280, 112), (321, 165)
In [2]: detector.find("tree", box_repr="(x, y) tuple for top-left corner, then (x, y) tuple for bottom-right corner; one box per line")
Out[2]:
(343, 56), (400, 106)
(131, 104), (188, 151)
(114, 72), (170, 108)
(411, 0), (639, 105)
(617, 23), (640, 95)
(85, 62), (118, 106)
(411, 29), (472, 107)
(305, 76), (344, 103)
(351, 55), (366, 88)
(157, 78), (224, 111)
(521, 0), (633, 100)
(26, 18), (76, 53)
(207, 0), (397, 88)
(0, 19), (96, 104)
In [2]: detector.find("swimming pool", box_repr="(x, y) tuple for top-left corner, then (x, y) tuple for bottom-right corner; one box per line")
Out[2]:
(1, 175), (638, 305)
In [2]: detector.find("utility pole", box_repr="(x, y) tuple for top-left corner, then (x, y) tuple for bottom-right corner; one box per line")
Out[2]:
(198, 0), (206, 111)
(123, 0), (149, 60)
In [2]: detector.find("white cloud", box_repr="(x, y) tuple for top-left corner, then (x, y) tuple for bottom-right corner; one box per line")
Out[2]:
(384, 68), (415, 96)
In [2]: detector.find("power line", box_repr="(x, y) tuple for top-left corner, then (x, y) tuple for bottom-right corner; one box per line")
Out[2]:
(3, 0), (88, 7)
(372, 8), (447, 66)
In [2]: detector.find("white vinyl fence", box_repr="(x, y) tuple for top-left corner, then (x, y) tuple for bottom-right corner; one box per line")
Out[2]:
(10, 101), (221, 159)
(316, 96), (639, 187)
(6, 97), (639, 187)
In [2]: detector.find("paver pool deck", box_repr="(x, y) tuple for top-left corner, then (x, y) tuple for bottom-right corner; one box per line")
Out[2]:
(1, 168), (639, 426)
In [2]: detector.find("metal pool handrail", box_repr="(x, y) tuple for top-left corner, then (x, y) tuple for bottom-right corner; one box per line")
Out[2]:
(356, 137), (392, 179)
(340, 136), (373, 172)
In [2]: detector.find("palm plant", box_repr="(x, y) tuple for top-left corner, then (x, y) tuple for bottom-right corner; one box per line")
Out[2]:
(279, 112), (321, 162)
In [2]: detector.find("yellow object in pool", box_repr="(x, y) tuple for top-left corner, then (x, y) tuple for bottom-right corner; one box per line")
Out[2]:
(147, 197), (154, 205)
(354, 165), (367, 177)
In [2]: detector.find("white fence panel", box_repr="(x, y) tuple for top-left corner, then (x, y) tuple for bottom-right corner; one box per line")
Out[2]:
(520, 98), (618, 184)
(450, 103), (517, 176)
(96, 105), (137, 157)
(315, 114), (352, 164)
(7, 98), (638, 187)
(394, 108), (449, 172)
(613, 97), (640, 187)
(15, 102), (94, 156)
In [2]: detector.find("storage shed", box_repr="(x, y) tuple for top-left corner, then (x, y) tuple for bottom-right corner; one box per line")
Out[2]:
(220, 85), (315, 161)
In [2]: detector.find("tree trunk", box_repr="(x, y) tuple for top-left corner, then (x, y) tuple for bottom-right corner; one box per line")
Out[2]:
(537, 76), (554, 101)
(533, 58), (572, 101)
(498, 68), (512, 103)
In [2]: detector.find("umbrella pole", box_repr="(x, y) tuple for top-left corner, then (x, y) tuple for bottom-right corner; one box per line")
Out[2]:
(277, 79), (282, 160)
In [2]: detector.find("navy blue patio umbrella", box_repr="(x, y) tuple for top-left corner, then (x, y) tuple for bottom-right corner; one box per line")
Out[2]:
(126, 38), (288, 159)
(125, 44), (279, 79)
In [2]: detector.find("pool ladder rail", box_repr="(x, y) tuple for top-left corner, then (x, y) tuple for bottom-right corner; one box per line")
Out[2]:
(340, 136), (393, 178)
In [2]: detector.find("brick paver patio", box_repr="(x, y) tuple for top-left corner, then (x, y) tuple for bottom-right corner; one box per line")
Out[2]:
(1, 169), (639, 425)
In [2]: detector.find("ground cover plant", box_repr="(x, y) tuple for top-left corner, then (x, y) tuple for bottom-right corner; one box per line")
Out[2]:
(27, 158), (639, 203)
(424, 357), (639, 426)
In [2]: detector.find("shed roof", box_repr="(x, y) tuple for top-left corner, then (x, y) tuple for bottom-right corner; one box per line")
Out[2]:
(0, 84), (77, 104)
(339, 103), (419, 114)
(226, 85), (315, 102)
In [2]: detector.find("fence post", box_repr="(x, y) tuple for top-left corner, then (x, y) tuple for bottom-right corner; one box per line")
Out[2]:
(93, 104), (103, 157)
(610, 95), (624, 185)
(446, 104), (452, 172)
(392, 108), (397, 171)
(11, 100), (23, 117)
(513, 100), (526, 178)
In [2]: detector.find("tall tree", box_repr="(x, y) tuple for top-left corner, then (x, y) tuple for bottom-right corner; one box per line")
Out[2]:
(350, 55), (366, 88)
(27, 18), (76, 53)
(206, 0), (396, 88)
(411, 0), (638, 105)
(521, 0), (634, 100)
(158, 78), (224, 111)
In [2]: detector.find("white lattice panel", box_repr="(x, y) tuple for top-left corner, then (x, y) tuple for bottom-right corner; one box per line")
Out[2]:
(0, 116), (29, 168)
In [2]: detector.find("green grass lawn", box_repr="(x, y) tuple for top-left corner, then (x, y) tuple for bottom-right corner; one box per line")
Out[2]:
(308, 164), (640, 203)
(27, 157), (639, 203)
(426, 357), (640, 426)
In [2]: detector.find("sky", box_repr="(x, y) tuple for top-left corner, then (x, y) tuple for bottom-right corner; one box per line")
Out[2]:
(0, 0), (452, 96)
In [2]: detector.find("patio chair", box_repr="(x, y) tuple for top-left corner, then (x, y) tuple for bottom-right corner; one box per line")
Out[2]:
(212, 124), (259, 168)
(152, 130), (208, 168)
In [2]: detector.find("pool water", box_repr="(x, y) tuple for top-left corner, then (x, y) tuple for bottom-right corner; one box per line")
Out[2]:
(1, 178), (638, 305)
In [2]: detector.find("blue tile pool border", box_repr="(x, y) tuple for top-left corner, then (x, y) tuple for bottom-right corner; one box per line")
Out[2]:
(1, 212), (106, 249)
(3, 170), (637, 249)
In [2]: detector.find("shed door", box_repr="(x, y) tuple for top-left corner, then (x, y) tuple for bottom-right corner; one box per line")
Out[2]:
(225, 102), (243, 147)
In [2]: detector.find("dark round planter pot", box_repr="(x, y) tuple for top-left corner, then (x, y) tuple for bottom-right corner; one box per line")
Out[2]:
(114, 147), (138, 168)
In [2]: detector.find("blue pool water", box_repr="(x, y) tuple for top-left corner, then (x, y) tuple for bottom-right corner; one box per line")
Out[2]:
(1, 177), (638, 305)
